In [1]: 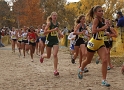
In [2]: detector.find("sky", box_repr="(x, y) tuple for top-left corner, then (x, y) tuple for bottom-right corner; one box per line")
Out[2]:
(67, 0), (80, 2)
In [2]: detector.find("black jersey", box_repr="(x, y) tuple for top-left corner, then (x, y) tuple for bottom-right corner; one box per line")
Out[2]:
(92, 18), (105, 40)
(75, 24), (87, 39)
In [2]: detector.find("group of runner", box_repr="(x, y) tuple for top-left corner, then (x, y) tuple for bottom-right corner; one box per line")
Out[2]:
(67, 5), (118, 87)
(9, 5), (124, 87)
(10, 25), (46, 62)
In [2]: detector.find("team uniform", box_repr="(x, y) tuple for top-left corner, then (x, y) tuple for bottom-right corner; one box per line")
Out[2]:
(36, 30), (39, 43)
(28, 32), (36, 46)
(45, 22), (59, 47)
(87, 18), (105, 52)
(36, 37), (39, 43)
(104, 27), (112, 48)
(22, 32), (28, 44)
(108, 27), (113, 48)
(68, 32), (76, 50)
(11, 31), (17, 41)
(84, 30), (89, 47)
(39, 29), (46, 43)
(17, 32), (22, 43)
(74, 24), (87, 47)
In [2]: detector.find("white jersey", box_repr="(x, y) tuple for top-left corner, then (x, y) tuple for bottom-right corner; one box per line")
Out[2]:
(17, 32), (22, 41)
(68, 32), (76, 47)
(11, 31), (17, 39)
(39, 29), (45, 37)
(22, 32), (28, 40)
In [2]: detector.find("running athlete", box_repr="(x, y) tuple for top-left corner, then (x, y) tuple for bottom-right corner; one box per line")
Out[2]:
(78, 5), (110, 87)
(28, 26), (37, 62)
(39, 24), (46, 56)
(72, 15), (88, 72)
(17, 29), (23, 56)
(96, 19), (117, 70)
(21, 26), (29, 58)
(40, 12), (63, 76)
(68, 29), (76, 59)
(104, 19), (117, 69)
(10, 27), (17, 53)
(35, 25), (41, 56)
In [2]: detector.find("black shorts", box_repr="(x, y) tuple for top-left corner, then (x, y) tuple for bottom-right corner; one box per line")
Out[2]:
(109, 41), (113, 47)
(39, 37), (46, 43)
(22, 40), (28, 44)
(75, 38), (85, 46)
(104, 41), (110, 48)
(18, 41), (22, 43)
(29, 42), (36, 46)
(36, 38), (39, 43)
(85, 42), (88, 47)
(12, 39), (17, 41)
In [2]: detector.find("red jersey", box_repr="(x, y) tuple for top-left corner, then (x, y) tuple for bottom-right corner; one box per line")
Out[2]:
(28, 32), (36, 43)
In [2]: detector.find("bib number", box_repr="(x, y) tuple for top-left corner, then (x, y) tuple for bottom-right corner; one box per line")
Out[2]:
(98, 31), (104, 39)
(88, 42), (94, 47)
(79, 34), (84, 38)
(30, 39), (35, 43)
(51, 31), (57, 36)
(12, 35), (16, 39)
(104, 36), (109, 41)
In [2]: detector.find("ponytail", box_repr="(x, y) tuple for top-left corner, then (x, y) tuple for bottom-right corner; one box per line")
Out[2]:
(87, 5), (102, 22)
(46, 16), (52, 23)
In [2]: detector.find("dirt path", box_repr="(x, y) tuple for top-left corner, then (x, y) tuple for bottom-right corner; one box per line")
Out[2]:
(0, 45), (124, 90)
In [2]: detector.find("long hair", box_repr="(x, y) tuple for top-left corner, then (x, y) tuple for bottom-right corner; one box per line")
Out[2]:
(87, 5), (102, 22)
(46, 12), (57, 23)
(74, 14), (85, 28)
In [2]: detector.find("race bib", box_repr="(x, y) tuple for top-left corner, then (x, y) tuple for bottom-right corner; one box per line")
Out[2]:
(51, 31), (57, 36)
(30, 39), (35, 43)
(39, 32), (45, 37)
(97, 31), (104, 39)
(79, 34), (84, 38)
(18, 37), (22, 41)
(12, 35), (16, 39)
(87, 41), (94, 47)
(104, 36), (109, 41)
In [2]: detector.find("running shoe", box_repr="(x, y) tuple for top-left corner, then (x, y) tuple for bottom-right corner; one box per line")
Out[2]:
(83, 67), (89, 73)
(54, 71), (59, 76)
(71, 58), (75, 64)
(31, 59), (34, 62)
(78, 69), (83, 79)
(101, 80), (110, 87)
(107, 66), (111, 70)
(96, 58), (100, 64)
(40, 56), (44, 63)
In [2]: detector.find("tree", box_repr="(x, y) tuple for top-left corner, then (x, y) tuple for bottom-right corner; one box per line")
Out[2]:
(64, 2), (80, 29)
(103, 0), (124, 19)
(0, 1), (14, 27)
(40, 0), (67, 28)
(13, 0), (44, 28)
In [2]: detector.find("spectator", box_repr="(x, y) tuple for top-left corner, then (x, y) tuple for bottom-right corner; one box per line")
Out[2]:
(116, 11), (124, 43)
(117, 11), (124, 27)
